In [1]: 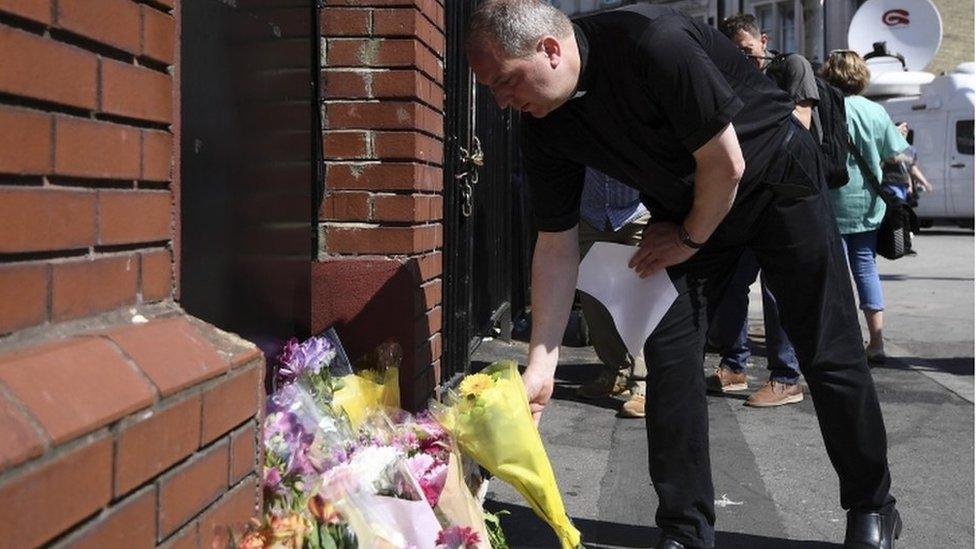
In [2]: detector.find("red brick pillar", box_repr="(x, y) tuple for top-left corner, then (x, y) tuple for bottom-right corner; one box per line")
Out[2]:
(0, 1), (263, 545)
(316, 0), (446, 410)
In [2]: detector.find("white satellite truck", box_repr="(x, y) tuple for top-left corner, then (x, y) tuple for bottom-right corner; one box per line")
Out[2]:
(850, 0), (975, 227)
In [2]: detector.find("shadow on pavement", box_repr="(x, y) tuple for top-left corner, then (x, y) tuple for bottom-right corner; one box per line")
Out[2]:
(551, 362), (629, 412)
(704, 390), (750, 401)
(485, 500), (841, 549)
(550, 383), (623, 412)
(879, 274), (974, 282)
(880, 354), (975, 376)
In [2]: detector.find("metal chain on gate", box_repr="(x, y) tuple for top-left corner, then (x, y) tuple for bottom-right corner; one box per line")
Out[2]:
(455, 136), (484, 217)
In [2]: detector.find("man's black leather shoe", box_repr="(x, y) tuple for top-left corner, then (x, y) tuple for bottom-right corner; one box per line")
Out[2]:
(844, 509), (902, 548)
(654, 538), (687, 549)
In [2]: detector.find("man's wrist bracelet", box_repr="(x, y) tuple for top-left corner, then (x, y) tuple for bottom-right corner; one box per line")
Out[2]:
(678, 225), (706, 249)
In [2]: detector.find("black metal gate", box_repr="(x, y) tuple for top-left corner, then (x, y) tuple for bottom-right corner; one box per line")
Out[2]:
(441, 1), (524, 384)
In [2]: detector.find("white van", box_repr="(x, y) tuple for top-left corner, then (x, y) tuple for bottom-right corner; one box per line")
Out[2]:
(870, 64), (975, 227)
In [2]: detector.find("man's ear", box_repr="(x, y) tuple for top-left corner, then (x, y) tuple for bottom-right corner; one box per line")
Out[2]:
(539, 35), (562, 68)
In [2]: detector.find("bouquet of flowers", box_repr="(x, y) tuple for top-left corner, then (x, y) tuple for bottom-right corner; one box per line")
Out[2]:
(237, 334), (499, 549)
(430, 361), (581, 548)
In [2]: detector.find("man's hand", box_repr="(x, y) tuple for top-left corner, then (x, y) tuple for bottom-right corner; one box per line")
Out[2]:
(521, 365), (556, 426)
(628, 222), (697, 278)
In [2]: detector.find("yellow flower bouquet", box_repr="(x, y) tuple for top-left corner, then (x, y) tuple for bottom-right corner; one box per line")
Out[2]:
(430, 361), (581, 548)
(331, 367), (400, 429)
(332, 340), (402, 429)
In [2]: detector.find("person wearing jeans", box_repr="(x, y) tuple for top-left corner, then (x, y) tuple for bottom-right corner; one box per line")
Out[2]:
(841, 230), (886, 354)
(706, 250), (802, 406)
(820, 50), (909, 363)
(704, 13), (817, 407)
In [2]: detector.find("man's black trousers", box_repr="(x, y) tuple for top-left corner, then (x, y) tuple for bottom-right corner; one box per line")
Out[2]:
(642, 124), (895, 548)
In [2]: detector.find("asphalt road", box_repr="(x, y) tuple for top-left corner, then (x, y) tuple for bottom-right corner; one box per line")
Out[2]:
(477, 227), (974, 548)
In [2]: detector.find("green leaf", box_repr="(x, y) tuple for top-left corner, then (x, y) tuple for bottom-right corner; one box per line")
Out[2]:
(306, 520), (322, 549)
(484, 509), (511, 549)
(318, 524), (338, 549)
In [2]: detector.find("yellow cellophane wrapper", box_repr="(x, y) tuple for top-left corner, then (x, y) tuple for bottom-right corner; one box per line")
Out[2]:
(332, 367), (400, 429)
(431, 361), (581, 548)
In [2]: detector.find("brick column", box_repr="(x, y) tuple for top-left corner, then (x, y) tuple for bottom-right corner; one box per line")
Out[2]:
(316, 0), (446, 410)
(0, 1), (262, 545)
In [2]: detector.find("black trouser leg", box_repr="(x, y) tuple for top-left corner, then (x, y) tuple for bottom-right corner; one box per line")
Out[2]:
(643, 289), (714, 548)
(751, 187), (895, 512)
(643, 248), (740, 548)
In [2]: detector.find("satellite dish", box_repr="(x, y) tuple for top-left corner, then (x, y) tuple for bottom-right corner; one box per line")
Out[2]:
(848, 0), (942, 74)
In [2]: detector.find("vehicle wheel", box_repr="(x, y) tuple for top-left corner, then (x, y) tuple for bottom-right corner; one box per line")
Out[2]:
(918, 218), (934, 229)
(957, 218), (974, 229)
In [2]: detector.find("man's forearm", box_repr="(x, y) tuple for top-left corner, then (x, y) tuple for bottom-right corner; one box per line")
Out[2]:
(527, 228), (580, 375)
(910, 165), (932, 190)
(683, 164), (739, 243)
(684, 125), (744, 243)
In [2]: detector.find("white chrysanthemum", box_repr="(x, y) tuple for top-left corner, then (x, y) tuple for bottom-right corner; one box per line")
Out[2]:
(348, 445), (403, 491)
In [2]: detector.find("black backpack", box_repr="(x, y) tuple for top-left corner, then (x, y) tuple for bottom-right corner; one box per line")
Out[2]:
(770, 53), (850, 189)
(814, 76), (851, 189)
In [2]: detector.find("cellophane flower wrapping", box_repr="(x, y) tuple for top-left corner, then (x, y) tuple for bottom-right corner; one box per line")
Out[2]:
(432, 450), (491, 549)
(332, 340), (402, 429)
(430, 360), (581, 548)
(331, 367), (400, 429)
(249, 334), (503, 549)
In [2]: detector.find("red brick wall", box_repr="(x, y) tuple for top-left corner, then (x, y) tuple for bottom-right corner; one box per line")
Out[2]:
(0, 317), (262, 547)
(0, 0), (175, 335)
(317, 0), (446, 409)
(0, 1), (262, 545)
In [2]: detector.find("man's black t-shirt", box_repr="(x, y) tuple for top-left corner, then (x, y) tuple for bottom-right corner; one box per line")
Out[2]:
(521, 5), (794, 231)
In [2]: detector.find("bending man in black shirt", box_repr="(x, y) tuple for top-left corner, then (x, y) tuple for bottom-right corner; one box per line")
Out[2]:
(467, 2), (899, 548)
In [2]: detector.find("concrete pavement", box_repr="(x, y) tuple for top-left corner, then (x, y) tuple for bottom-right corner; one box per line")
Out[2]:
(478, 228), (974, 548)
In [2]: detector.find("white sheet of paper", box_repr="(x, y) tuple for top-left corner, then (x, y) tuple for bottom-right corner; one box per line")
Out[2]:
(577, 242), (679, 357)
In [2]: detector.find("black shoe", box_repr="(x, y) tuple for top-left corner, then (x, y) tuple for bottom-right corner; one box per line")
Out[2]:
(654, 538), (687, 549)
(844, 509), (902, 548)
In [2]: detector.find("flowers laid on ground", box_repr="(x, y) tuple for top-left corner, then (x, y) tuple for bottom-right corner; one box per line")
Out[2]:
(238, 335), (500, 549)
(241, 333), (578, 548)
(432, 361), (582, 549)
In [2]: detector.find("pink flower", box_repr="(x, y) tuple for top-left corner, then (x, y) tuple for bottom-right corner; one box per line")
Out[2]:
(263, 467), (283, 494)
(415, 411), (449, 439)
(435, 526), (481, 549)
(421, 462), (448, 505)
(405, 454), (448, 506)
(275, 338), (301, 385)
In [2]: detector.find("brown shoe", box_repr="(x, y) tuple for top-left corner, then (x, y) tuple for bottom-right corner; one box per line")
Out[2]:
(706, 367), (748, 393)
(744, 381), (803, 407)
(577, 370), (628, 399)
(619, 394), (646, 418)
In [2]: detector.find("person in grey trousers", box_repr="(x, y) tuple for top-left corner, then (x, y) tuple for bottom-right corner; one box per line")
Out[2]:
(576, 167), (649, 418)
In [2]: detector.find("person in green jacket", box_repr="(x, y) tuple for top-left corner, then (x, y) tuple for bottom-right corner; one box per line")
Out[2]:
(820, 50), (909, 363)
